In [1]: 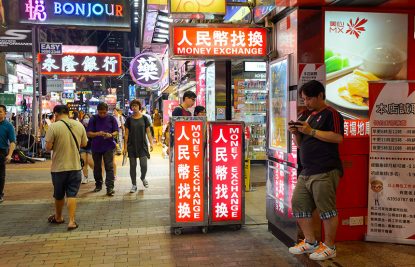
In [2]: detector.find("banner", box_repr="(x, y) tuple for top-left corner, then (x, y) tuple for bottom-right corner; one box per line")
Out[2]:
(162, 100), (179, 126)
(297, 63), (325, 107)
(0, 29), (32, 52)
(209, 122), (244, 223)
(367, 81), (415, 245)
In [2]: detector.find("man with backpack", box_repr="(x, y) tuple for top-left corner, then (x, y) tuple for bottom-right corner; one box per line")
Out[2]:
(0, 104), (16, 203)
(87, 102), (119, 196)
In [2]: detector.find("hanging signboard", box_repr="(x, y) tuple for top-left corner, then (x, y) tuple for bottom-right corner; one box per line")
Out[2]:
(0, 29), (32, 52)
(40, 42), (62, 55)
(0, 93), (17, 105)
(171, 117), (207, 227)
(38, 53), (122, 76)
(171, 25), (268, 59)
(169, 0), (225, 14)
(129, 53), (165, 87)
(209, 121), (245, 224)
(162, 100), (179, 125)
(19, 0), (131, 30)
(46, 79), (64, 92)
(367, 81), (415, 245)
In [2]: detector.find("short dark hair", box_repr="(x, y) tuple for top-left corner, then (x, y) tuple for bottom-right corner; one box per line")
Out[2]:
(183, 91), (197, 101)
(48, 114), (54, 120)
(130, 99), (142, 110)
(299, 80), (325, 100)
(194, 106), (206, 116)
(54, 105), (69, 115)
(0, 104), (6, 113)
(97, 102), (108, 111)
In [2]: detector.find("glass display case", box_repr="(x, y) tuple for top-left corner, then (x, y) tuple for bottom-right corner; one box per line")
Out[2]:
(234, 78), (267, 160)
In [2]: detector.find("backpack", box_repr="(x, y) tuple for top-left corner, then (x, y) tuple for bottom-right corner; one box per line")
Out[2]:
(11, 149), (35, 164)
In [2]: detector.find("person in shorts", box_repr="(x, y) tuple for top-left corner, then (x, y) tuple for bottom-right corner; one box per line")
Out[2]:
(287, 80), (344, 261)
(45, 105), (88, 230)
(152, 108), (163, 145)
(80, 114), (94, 184)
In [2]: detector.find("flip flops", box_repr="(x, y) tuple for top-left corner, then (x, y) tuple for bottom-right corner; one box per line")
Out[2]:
(67, 222), (79, 231)
(47, 215), (65, 224)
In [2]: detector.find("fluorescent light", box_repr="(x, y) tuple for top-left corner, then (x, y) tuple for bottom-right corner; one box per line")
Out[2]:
(155, 28), (169, 34)
(156, 21), (169, 29)
(154, 33), (169, 39)
(158, 16), (172, 23)
(153, 38), (167, 43)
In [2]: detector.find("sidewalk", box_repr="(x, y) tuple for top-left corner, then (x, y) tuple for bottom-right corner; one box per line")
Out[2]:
(1, 146), (414, 266)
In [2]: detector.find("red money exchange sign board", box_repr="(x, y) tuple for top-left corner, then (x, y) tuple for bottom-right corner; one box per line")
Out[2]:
(209, 122), (245, 223)
(173, 120), (206, 223)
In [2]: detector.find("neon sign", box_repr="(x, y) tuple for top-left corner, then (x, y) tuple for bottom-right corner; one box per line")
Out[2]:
(129, 53), (165, 87)
(19, 0), (131, 30)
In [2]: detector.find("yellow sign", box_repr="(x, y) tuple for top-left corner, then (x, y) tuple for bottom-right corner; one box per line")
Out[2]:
(148, 0), (168, 5)
(170, 0), (226, 14)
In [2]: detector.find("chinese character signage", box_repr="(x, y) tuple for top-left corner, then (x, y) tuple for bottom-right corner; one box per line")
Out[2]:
(367, 81), (415, 245)
(38, 53), (122, 76)
(173, 119), (206, 223)
(171, 25), (268, 58)
(169, 0), (225, 14)
(129, 53), (165, 87)
(209, 122), (244, 223)
(19, 0), (131, 31)
(297, 63), (325, 107)
(343, 119), (370, 138)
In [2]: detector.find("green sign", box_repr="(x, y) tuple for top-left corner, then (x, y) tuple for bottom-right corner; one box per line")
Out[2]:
(0, 93), (16, 105)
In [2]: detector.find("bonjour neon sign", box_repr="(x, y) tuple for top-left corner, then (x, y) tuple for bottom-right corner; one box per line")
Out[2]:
(24, 0), (125, 22)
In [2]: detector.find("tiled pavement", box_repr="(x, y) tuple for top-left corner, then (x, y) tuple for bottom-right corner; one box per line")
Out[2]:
(1, 146), (414, 267)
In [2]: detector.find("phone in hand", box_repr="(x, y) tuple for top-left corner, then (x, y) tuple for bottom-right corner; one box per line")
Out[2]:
(288, 120), (303, 127)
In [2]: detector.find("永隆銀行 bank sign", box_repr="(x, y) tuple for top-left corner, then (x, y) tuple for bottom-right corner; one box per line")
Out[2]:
(19, 0), (131, 31)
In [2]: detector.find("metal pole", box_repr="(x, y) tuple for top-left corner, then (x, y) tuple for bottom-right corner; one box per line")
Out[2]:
(31, 26), (38, 134)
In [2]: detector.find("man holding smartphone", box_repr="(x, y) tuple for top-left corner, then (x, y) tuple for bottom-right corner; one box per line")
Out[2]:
(287, 80), (344, 261)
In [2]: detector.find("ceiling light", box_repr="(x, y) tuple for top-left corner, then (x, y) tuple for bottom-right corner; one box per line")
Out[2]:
(156, 21), (169, 29)
(153, 38), (168, 43)
(155, 28), (169, 34)
(154, 33), (169, 39)
(158, 16), (172, 23)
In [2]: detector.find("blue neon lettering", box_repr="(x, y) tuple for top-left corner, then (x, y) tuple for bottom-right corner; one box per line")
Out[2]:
(54, 2), (62, 14)
(63, 3), (75, 15)
(92, 3), (104, 16)
(75, 3), (85, 16)
(53, 2), (123, 17)
(105, 4), (114, 16)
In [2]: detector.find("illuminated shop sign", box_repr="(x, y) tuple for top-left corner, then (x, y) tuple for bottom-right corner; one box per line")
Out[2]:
(174, 120), (206, 223)
(169, 0), (225, 14)
(209, 122), (244, 223)
(38, 53), (122, 76)
(171, 25), (268, 58)
(129, 53), (165, 87)
(19, 0), (130, 30)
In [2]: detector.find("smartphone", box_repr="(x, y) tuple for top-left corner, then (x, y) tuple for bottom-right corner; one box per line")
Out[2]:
(288, 121), (303, 126)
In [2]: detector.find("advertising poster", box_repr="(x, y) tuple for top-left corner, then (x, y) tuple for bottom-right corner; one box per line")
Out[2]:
(268, 56), (289, 153)
(173, 120), (205, 223)
(209, 122), (244, 223)
(297, 63), (326, 107)
(195, 60), (206, 107)
(325, 11), (408, 121)
(162, 100), (179, 126)
(367, 81), (415, 245)
(169, 0), (225, 14)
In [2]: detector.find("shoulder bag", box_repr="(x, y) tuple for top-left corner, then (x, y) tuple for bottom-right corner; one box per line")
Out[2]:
(61, 120), (85, 168)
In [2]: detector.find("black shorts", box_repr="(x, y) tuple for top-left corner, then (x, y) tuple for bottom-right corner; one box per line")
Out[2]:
(51, 170), (82, 200)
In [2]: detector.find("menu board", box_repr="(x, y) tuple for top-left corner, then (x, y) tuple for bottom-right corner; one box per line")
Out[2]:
(367, 81), (415, 245)
(325, 11), (408, 120)
(268, 56), (289, 153)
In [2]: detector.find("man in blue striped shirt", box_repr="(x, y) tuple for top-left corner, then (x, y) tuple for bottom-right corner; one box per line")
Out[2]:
(0, 104), (16, 203)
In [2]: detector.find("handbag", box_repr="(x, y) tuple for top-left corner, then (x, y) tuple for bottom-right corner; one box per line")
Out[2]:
(61, 120), (85, 168)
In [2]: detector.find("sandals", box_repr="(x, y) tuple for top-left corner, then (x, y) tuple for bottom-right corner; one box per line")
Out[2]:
(47, 215), (65, 224)
(67, 222), (79, 231)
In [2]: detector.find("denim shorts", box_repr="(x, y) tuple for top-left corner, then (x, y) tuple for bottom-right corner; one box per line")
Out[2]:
(80, 148), (92, 154)
(51, 170), (82, 200)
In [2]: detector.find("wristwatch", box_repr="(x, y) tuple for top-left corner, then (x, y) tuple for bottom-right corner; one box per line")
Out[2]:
(310, 129), (317, 137)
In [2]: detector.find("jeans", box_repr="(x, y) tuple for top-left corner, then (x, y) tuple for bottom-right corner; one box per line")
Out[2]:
(0, 149), (6, 197)
(129, 156), (147, 186)
(92, 150), (114, 190)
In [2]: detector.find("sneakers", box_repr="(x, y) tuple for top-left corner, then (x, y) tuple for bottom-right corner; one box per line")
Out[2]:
(93, 187), (102, 192)
(142, 179), (149, 188)
(81, 176), (88, 184)
(130, 185), (137, 193)
(107, 189), (115, 196)
(0, 196), (3, 203)
(288, 239), (318, 255)
(309, 243), (336, 261)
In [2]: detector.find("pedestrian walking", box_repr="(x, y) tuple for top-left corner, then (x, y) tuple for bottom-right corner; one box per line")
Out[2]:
(193, 106), (206, 116)
(45, 105), (87, 230)
(124, 100), (153, 193)
(0, 104), (16, 203)
(287, 80), (344, 261)
(87, 102), (119, 196)
(80, 114), (94, 184)
(152, 108), (163, 145)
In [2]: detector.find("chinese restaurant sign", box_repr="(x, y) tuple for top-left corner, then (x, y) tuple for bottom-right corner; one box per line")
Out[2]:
(174, 120), (205, 223)
(19, 0), (131, 30)
(171, 25), (267, 58)
(367, 81), (415, 245)
(38, 53), (122, 76)
(210, 122), (244, 223)
(169, 0), (225, 14)
(129, 53), (165, 87)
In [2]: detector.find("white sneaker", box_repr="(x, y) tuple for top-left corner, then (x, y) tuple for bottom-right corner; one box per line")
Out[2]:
(142, 179), (149, 188)
(130, 185), (137, 193)
(309, 243), (336, 261)
(81, 176), (88, 184)
(288, 239), (318, 255)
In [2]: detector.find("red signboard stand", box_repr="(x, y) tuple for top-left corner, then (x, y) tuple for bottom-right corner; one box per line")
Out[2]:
(170, 117), (208, 235)
(208, 121), (245, 228)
